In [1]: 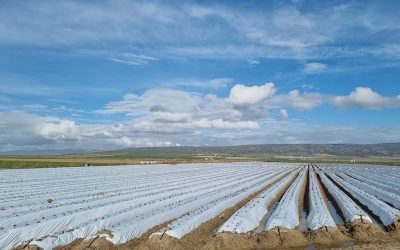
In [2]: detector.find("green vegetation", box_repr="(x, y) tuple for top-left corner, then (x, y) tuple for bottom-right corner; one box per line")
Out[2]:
(0, 160), (84, 169)
(0, 160), (124, 169)
(90, 153), (196, 160)
(1, 147), (400, 169)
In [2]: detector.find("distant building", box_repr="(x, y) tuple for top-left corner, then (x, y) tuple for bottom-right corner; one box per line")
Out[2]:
(140, 161), (158, 164)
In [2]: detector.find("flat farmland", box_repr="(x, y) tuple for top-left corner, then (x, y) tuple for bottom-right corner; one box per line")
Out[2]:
(1, 163), (399, 250)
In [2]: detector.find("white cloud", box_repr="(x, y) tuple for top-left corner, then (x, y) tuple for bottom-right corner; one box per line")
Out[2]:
(192, 119), (259, 129)
(303, 62), (327, 74)
(1, 81), (399, 152)
(301, 84), (314, 90)
(39, 120), (80, 141)
(280, 109), (288, 119)
(97, 89), (202, 116)
(110, 53), (158, 65)
(117, 116), (259, 134)
(247, 59), (260, 66)
(95, 85), (262, 136)
(112, 136), (175, 147)
(1, 89), (400, 152)
(332, 87), (400, 109)
(285, 90), (326, 110)
(266, 90), (326, 111)
(0, 112), (58, 147)
(97, 85), (250, 122)
(0, 109), (261, 152)
(152, 112), (192, 123)
(96, 83), (399, 142)
(228, 83), (276, 106)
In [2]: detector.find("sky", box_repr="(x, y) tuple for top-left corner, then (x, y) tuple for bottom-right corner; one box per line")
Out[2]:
(0, 0), (400, 153)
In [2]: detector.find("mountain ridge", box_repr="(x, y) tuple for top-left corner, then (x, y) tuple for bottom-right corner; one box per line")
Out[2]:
(102, 142), (400, 157)
(1, 143), (399, 157)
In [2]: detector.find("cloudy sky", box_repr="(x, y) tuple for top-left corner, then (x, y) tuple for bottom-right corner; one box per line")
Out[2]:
(1, 0), (400, 153)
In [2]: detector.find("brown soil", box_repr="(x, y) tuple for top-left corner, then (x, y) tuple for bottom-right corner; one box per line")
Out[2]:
(201, 228), (309, 250)
(54, 239), (84, 250)
(347, 220), (390, 243)
(388, 219), (400, 240)
(307, 226), (350, 247)
(14, 242), (41, 250)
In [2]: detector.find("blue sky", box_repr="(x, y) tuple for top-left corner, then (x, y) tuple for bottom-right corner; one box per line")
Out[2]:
(0, 0), (400, 152)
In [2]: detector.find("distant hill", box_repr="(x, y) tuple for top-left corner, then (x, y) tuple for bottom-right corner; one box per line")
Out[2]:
(0, 149), (90, 156)
(102, 143), (400, 157)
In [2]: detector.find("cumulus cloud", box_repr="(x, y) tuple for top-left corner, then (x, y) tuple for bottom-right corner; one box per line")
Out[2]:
(96, 83), (398, 143)
(266, 90), (326, 111)
(303, 62), (327, 74)
(112, 136), (175, 147)
(0, 112), (57, 147)
(125, 115), (260, 133)
(96, 85), (262, 130)
(1, 82), (399, 152)
(285, 90), (326, 110)
(1, 85), (400, 152)
(192, 119), (259, 129)
(0, 109), (261, 152)
(152, 112), (192, 123)
(332, 87), (400, 109)
(149, 105), (169, 113)
(39, 120), (80, 141)
(227, 83), (276, 106)
(97, 89), (202, 116)
(92, 84), (265, 144)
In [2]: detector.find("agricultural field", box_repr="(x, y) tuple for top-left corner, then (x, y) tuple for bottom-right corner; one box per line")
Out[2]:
(0, 163), (399, 250)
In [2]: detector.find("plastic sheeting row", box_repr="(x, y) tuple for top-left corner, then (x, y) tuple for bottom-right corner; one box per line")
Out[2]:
(306, 167), (336, 230)
(323, 170), (400, 226)
(0, 162), (298, 250)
